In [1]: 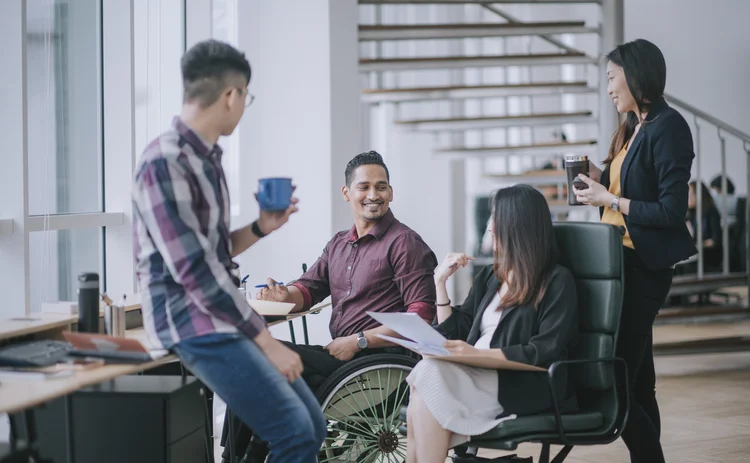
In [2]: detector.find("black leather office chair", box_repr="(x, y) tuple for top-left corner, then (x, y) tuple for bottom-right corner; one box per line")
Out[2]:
(401, 222), (629, 463)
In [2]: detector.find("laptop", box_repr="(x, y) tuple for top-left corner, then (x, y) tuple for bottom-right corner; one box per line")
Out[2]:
(63, 332), (154, 364)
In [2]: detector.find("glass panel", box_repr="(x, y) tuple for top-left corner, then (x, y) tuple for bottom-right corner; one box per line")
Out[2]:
(26, 0), (102, 215)
(29, 228), (103, 312)
(213, 0), (241, 216)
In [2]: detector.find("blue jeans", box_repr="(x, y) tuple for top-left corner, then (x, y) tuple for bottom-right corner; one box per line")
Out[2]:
(173, 333), (326, 463)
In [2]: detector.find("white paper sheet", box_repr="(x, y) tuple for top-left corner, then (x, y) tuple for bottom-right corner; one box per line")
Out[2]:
(366, 311), (448, 352)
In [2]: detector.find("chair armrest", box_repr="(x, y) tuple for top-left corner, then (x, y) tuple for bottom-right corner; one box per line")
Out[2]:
(545, 357), (630, 446)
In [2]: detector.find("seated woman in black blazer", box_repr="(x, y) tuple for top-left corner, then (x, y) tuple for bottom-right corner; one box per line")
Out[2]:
(687, 180), (723, 270)
(405, 184), (578, 463)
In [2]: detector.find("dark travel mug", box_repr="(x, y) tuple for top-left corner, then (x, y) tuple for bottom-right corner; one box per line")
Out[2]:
(77, 273), (100, 333)
(565, 154), (590, 206)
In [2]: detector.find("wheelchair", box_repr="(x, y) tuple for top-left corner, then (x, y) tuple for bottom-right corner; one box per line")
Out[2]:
(315, 352), (417, 462)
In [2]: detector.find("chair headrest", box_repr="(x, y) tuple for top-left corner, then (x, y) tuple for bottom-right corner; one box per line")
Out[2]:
(553, 222), (623, 279)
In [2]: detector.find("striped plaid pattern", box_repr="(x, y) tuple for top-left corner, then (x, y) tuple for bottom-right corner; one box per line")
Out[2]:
(132, 117), (266, 350)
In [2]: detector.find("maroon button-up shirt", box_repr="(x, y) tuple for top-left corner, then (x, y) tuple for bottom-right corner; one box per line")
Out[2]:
(290, 209), (438, 339)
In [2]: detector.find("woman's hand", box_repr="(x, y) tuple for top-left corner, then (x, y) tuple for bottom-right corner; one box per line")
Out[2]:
(444, 340), (479, 356)
(572, 174), (614, 208)
(435, 253), (475, 284)
(588, 161), (603, 183)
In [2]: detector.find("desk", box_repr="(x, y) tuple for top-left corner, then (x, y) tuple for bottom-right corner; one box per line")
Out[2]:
(0, 325), (176, 415)
(0, 300), (332, 415)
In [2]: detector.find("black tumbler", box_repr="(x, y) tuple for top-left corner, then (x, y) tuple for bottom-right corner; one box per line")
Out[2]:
(77, 273), (100, 333)
(565, 154), (590, 206)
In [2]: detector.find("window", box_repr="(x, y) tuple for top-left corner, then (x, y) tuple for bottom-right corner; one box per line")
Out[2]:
(26, 0), (102, 216)
(25, 0), (104, 312)
(29, 228), (103, 311)
(212, 0), (241, 217)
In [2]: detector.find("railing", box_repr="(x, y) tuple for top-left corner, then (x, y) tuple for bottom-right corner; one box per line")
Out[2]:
(665, 93), (750, 293)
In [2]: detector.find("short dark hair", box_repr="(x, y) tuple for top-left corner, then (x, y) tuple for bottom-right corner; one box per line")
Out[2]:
(710, 175), (735, 195)
(345, 151), (390, 186)
(181, 39), (251, 108)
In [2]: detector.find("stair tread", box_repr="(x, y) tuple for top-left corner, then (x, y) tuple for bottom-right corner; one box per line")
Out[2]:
(360, 52), (587, 64)
(671, 273), (748, 286)
(654, 335), (750, 349)
(657, 304), (749, 320)
(360, 21), (586, 31)
(396, 111), (592, 124)
(362, 81), (590, 94)
(438, 140), (597, 151)
(488, 169), (566, 178)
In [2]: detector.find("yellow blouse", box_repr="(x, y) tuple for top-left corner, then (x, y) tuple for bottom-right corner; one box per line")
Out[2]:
(600, 144), (634, 249)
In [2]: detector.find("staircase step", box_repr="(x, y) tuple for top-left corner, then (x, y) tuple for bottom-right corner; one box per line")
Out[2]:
(485, 169), (567, 186)
(360, 52), (596, 72)
(359, 21), (596, 41)
(362, 81), (595, 103)
(436, 140), (597, 158)
(668, 273), (748, 297)
(360, 0), (599, 4)
(396, 110), (595, 131)
(654, 335), (750, 356)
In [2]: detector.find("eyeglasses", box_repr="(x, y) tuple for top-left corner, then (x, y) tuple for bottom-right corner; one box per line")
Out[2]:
(245, 91), (255, 107)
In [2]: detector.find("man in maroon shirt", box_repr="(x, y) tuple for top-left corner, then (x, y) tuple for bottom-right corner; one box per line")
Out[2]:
(222, 151), (438, 462)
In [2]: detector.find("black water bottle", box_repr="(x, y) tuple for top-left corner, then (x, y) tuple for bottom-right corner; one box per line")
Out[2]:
(77, 273), (100, 333)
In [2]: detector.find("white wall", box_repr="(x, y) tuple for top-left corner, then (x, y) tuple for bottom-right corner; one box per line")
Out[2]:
(625, 0), (750, 194)
(235, 0), (360, 346)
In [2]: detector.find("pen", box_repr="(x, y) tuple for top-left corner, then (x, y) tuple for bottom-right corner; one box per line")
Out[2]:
(255, 282), (284, 288)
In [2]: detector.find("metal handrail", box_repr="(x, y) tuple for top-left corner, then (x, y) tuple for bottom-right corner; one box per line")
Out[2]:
(665, 93), (750, 142)
(668, 93), (750, 289)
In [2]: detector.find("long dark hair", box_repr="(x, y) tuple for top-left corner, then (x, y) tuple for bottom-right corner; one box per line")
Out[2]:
(604, 39), (667, 164)
(491, 185), (558, 310)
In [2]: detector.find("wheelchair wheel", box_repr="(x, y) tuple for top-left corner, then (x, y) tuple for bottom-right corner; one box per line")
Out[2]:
(315, 354), (417, 463)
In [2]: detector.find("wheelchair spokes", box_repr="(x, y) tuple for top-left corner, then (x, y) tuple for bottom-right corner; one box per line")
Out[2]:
(319, 364), (411, 462)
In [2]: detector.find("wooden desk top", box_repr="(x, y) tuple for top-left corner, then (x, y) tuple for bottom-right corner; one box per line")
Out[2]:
(0, 313), (76, 342)
(0, 355), (176, 414)
(0, 300), (332, 414)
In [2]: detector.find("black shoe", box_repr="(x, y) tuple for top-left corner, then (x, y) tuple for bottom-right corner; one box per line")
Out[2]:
(240, 439), (269, 463)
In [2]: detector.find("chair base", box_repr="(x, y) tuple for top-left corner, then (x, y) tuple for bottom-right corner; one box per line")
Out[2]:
(450, 453), (532, 462)
(453, 444), (572, 463)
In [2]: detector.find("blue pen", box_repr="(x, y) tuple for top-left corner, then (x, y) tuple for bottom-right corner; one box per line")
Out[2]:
(255, 282), (284, 288)
(241, 275), (250, 284)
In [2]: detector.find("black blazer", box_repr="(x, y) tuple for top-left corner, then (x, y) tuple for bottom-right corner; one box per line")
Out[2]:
(601, 97), (698, 270)
(435, 264), (578, 417)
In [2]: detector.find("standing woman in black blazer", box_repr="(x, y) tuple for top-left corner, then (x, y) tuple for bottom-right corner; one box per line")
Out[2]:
(573, 39), (697, 463)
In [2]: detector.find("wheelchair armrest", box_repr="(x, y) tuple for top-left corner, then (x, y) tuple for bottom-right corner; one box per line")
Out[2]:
(545, 357), (630, 446)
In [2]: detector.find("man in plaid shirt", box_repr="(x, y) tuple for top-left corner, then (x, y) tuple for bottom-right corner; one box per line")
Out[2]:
(132, 40), (325, 463)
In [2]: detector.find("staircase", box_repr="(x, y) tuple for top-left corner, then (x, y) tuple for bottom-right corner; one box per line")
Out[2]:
(358, 0), (750, 357)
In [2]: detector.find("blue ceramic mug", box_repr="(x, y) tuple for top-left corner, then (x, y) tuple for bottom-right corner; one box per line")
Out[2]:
(257, 177), (293, 211)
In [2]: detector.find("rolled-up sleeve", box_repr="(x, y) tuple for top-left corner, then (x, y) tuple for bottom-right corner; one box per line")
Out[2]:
(133, 157), (266, 339)
(389, 232), (438, 321)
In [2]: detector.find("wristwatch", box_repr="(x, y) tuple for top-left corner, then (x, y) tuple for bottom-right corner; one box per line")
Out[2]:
(610, 195), (621, 212)
(356, 331), (368, 350)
